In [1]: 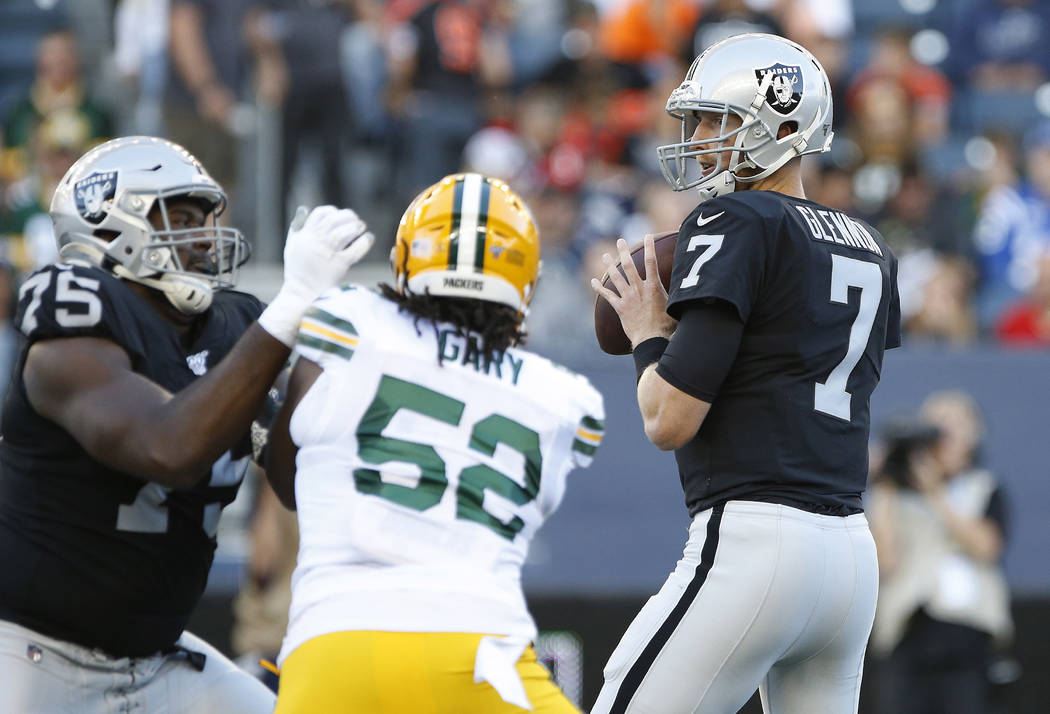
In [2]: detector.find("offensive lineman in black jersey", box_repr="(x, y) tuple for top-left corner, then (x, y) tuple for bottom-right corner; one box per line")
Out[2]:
(0, 136), (374, 713)
(591, 35), (902, 714)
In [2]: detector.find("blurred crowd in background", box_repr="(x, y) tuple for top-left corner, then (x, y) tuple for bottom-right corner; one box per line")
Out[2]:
(0, 1), (1039, 710)
(2, 0), (1050, 365)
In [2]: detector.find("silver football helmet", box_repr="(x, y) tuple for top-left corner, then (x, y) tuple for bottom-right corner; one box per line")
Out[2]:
(50, 136), (250, 314)
(657, 33), (834, 202)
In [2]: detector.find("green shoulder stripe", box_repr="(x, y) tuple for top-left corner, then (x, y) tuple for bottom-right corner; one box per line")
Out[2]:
(303, 305), (358, 335)
(298, 333), (355, 361)
(580, 415), (604, 432)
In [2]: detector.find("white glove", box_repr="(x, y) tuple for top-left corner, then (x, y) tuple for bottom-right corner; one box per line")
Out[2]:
(258, 205), (375, 346)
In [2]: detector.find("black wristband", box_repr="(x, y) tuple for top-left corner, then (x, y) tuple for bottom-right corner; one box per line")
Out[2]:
(632, 336), (669, 383)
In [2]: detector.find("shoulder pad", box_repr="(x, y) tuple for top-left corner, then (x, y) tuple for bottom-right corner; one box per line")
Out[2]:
(15, 263), (147, 356)
(295, 284), (374, 365)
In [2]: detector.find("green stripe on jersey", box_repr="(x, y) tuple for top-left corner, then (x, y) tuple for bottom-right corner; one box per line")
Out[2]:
(298, 333), (355, 361)
(581, 415), (605, 432)
(303, 306), (358, 335)
(572, 439), (598, 456)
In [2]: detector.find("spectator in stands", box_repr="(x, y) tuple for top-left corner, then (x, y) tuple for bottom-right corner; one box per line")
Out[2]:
(112, 0), (173, 136)
(873, 164), (977, 347)
(386, 0), (513, 210)
(0, 110), (90, 272)
(946, 0), (1050, 91)
(521, 187), (595, 355)
(681, 0), (782, 66)
(531, 0), (604, 91)
(878, 163), (970, 258)
(0, 0), (68, 122)
(847, 26), (952, 151)
(972, 120), (1050, 332)
(246, 1), (353, 232)
(902, 256), (978, 346)
(806, 161), (857, 214)
(598, 0), (699, 75)
(848, 75), (914, 171)
(868, 391), (1013, 714)
(166, 0), (279, 206)
(1, 28), (112, 185)
(996, 250), (1050, 345)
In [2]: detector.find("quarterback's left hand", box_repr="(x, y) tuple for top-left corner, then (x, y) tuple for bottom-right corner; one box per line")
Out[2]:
(591, 236), (677, 348)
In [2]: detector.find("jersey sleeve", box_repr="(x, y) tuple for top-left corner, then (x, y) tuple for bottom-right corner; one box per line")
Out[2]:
(567, 379), (605, 468)
(294, 286), (365, 368)
(885, 254), (902, 349)
(665, 198), (767, 322)
(14, 263), (146, 361)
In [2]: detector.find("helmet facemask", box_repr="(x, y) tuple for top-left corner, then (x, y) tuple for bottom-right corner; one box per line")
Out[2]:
(657, 100), (768, 200)
(136, 192), (250, 314)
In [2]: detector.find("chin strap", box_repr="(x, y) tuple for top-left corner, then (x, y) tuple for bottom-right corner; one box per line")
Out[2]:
(696, 171), (737, 203)
(109, 261), (214, 315)
(58, 236), (110, 267)
(152, 273), (213, 314)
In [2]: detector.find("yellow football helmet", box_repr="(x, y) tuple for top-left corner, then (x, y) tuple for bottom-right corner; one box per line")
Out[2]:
(393, 173), (540, 314)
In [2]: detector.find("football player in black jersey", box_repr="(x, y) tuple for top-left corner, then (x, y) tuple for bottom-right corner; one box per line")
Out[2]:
(0, 136), (374, 713)
(591, 34), (902, 714)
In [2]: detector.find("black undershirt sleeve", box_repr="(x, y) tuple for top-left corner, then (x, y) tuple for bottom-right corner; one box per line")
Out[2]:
(655, 299), (744, 402)
(984, 485), (1009, 541)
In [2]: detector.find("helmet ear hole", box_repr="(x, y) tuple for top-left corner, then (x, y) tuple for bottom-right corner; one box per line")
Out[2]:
(777, 121), (799, 139)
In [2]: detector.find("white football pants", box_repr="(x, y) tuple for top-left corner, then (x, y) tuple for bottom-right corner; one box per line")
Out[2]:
(0, 619), (275, 714)
(592, 500), (878, 714)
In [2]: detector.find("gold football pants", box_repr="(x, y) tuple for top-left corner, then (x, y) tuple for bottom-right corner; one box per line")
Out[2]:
(274, 631), (580, 713)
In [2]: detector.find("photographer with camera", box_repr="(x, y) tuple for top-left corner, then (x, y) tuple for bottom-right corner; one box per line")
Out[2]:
(868, 390), (1013, 714)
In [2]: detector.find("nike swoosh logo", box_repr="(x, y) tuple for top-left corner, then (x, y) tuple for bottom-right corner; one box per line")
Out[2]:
(697, 211), (725, 227)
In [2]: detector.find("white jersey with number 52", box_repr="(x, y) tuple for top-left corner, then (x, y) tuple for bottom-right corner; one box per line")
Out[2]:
(278, 286), (604, 664)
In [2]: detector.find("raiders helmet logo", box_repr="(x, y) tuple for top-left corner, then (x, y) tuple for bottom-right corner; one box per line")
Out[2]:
(74, 171), (118, 224)
(754, 63), (803, 115)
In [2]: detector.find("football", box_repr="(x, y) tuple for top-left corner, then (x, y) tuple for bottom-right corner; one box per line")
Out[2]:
(593, 231), (678, 355)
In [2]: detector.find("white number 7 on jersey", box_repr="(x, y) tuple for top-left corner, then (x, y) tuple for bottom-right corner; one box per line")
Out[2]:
(679, 234), (724, 289)
(814, 254), (882, 421)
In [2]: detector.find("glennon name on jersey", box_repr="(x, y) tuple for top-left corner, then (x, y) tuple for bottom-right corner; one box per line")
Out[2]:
(793, 204), (883, 257)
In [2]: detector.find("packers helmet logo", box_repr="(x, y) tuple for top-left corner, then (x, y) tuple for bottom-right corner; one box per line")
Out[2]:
(755, 63), (802, 115)
(74, 170), (118, 224)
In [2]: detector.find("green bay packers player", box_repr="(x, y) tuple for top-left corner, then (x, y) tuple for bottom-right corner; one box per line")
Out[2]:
(266, 173), (604, 713)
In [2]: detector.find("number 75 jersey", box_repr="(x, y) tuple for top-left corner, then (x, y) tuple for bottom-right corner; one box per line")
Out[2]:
(280, 287), (604, 657)
(0, 262), (263, 657)
(665, 191), (901, 517)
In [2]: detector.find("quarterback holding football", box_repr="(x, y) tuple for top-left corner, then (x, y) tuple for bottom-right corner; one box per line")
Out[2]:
(592, 33), (902, 714)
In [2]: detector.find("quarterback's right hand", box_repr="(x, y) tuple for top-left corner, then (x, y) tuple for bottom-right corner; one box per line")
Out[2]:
(259, 205), (375, 347)
(282, 205), (375, 300)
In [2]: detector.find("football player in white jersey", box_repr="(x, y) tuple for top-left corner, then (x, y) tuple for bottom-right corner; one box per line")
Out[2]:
(265, 173), (605, 714)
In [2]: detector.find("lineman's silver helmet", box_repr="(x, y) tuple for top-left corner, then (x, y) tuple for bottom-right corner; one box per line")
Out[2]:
(657, 33), (834, 202)
(50, 136), (249, 314)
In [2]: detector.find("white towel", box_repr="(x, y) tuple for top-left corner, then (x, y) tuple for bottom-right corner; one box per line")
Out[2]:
(474, 635), (532, 710)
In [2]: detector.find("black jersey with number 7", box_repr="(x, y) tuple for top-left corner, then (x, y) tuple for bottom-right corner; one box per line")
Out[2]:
(665, 191), (901, 518)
